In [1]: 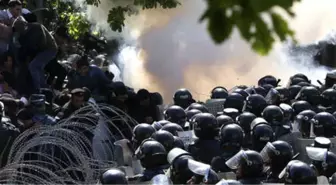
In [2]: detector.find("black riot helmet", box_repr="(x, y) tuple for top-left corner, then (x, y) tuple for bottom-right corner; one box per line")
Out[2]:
(223, 108), (240, 120)
(262, 105), (284, 126)
(236, 112), (257, 136)
(311, 112), (336, 138)
(288, 85), (302, 100)
(151, 130), (175, 152)
(275, 87), (290, 104)
(224, 93), (245, 112)
(289, 77), (307, 86)
(295, 86), (321, 106)
(297, 81), (312, 87)
(293, 110), (316, 138)
(173, 88), (195, 109)
(226, 150), (264, 179)
(321, 88), (336, 107)
(279, 103), (294, 122)
(254, 86), (268, 97)
(211, 86), (228, 99)
(156, 120), (171, 127)
(260, 141), (294, 174)
(292, 73), (310, 82)
(251, 119), (275, 152)
(100, 168), (128, 184)
(307, 147), (336, 178)
(185, 103), (209, 113)
(292, 100), (312, 116)
(262, 84), (275, 94)
(243, 94), (268, 116)
(279, 160), (317, 185)
(219, 124), (244, 153)
(186, 109), (202, 122)
(164, 105), (187, 126)
(192, 113), (218, 139)
(173, 136), (185, 150)
(135, 140), (167, 169)
(161, 123), (184, 136)
(233, 89), (249, 99)
(132, 123), (156, 148)
(216, 115), (235, 128)
(258, 75), (279, 87)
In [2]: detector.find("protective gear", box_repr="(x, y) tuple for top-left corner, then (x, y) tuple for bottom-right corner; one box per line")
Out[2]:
(289, 77), (307, 86)
(279, 160), (317, 184)
(192, 113), (218, 139)
(261, 141), (294, 182)
(211, 87), (228, 99)
(216, 115), (235, 129)
(295, 86), (321, 106)
(135, 140), (167, 169)
(164, 105), (187, 126)
(258, 75), (279, 87)
(293, 110), (316, 138)
(275, 87), (291, 104)
(187, 159), (219, 184)
(151, 130), (175, 152)
(280, 103), (294, 123)
(167, 148), (194, 184)
(233, 89), (249, 99)
(251, 119), (275, 152)
(132, 123), (156, 149)
(186, 103), (209, 113)
(243, 94), (267, 116)
(156, 120), (171, 127)
(292, 73), (310, 83)
(331, 172), (336, 185)
(161, 123), (184, 136)
(186, 109), (202, 122)
(262, 84), (274, 94)
(226, 150), (264, 182)
(254, 86), (268, 97)
(173, 89), (195, 109)
(262, 105), (284, 126)
(236, 112), (257, 148)
(311, 137), (331, 149)
(321, 88), (336, 107)
(100, 168), (128, 184)
(288, 85), (302, 100)
(310, 112), (336, 137)
(222, 108), (240, 121)
(292, 100), (312, 116)
(224, 93), (245, 112)
(306, 147), (336, 178)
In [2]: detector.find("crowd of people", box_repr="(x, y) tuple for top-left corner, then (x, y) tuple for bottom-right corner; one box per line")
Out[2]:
(0, 0), (335, 184)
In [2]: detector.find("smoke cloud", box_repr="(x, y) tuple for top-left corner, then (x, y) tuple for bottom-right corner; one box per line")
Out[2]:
(77, 0), (336, 101)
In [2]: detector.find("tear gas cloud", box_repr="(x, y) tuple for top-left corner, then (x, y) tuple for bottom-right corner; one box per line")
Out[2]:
(77, 0), (336, 101)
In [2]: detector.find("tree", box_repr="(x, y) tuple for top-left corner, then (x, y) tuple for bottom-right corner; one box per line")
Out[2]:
(49, 0), (300, 55)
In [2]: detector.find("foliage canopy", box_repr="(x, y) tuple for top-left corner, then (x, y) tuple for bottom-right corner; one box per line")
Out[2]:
(48, 0), (300, 55)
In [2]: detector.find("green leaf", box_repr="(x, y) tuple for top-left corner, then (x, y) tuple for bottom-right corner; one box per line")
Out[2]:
(271, 12), (294, 41)
(207, 9), (234, 44)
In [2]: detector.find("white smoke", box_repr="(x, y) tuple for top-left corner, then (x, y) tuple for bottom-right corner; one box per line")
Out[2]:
(76, 0), (336, 101)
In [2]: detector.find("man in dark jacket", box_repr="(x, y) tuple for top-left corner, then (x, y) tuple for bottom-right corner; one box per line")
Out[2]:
(56, 88), (85, 120)
(13, 16), (58, 92)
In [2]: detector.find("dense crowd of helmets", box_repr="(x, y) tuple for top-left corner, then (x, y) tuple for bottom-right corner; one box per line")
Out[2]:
(100, 73), (336, 185)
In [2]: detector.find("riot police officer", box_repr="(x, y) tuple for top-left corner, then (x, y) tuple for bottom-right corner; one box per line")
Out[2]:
(236, 112), (257, 149)
(261, 141), (294, 183)
(262, 105), (290, 139)
(151, 130), (175, 152)
(250, 118), (275, 152)
(293, 110), (316, 138)
(173, 89), (195, 109)
(224, 93), (245, 112)
(211, 124), (244, 173)
(279, 160), (317, 184)
(132, 123), (156, 149)
(164, 105), (187, 128)
(216, 115), (235, 129)
(292, 100), (312, 117)
(310, 112), (336, 138)
(188, 113), (221, 164)
(134, 140), (167, 182)
(295, 86), (321, 107)
(161, 123), (184, 136)
(186, 103), (209, 113)
(211, 86), (228, 99)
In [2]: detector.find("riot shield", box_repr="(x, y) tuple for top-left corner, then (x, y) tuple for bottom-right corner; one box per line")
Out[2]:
(150, 174), (173, 185)
(205, 99), (226, 116)
(167, 148), (191, 164)
(217, 172), (237, 180)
